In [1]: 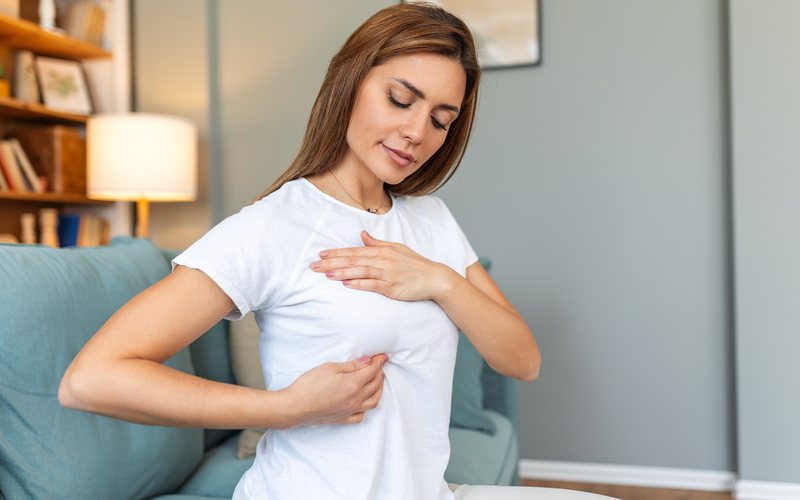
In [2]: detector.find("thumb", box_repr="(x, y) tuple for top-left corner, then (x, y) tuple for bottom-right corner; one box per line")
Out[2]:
(340, 355), (372, 373)
(361, 230), (389, 247)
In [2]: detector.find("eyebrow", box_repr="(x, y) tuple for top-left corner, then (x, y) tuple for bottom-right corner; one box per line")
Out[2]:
(392, 78), (460, 114)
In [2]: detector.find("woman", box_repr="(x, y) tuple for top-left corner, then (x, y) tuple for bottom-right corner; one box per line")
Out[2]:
(60, 3), (540, 499)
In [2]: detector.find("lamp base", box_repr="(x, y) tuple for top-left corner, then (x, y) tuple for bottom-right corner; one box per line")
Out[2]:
(136, 198), (150, 238)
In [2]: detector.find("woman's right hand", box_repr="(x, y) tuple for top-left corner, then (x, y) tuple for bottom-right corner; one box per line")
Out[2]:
(283, 353), (389, 426)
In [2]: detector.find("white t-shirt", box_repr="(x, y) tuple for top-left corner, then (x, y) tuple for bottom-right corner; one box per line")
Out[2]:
(173, 178), (478, 500)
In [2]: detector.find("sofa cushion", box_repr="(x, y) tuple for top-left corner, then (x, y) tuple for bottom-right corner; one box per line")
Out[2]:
(445, 410), (517, 486)
(0, 237), (204, 500)
(176, 433), (255, 497)
(451, 332), (498, 435)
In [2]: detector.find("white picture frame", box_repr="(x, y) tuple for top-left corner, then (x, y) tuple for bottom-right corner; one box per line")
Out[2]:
(403, 0), (542, 69)
(33, 56), (94, 115)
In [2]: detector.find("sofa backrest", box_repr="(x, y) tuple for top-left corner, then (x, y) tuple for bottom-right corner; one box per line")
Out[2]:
(0, 238), (204, 500)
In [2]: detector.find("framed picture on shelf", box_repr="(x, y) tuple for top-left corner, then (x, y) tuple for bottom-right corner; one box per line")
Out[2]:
(33, 56), (94, 115)
(402, 0), (542, 69)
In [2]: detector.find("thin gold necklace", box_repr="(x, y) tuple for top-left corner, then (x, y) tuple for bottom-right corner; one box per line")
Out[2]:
(329, 171), (390, 214)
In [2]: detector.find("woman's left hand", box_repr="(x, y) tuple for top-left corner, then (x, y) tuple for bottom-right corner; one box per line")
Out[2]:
(310, 230), (453, 302)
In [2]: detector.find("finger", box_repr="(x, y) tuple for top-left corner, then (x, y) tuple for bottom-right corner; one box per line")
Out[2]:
(343, 412), (365, 425)
(361, 230), (392, 247)
(342, 279), (388, 294)
(350, 353), (388, 384)
(359, 370), (384, 399)
(338, 355), (372, 373)
(319, 246), (381, 260)
(325, 266), (385, 281)
(311, 256), (389, 273)
(360, 381), (384, 411)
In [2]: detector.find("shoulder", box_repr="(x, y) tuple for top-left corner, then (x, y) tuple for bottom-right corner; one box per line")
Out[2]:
(220, 179), (325, 234)
(398, 193), (458, 227)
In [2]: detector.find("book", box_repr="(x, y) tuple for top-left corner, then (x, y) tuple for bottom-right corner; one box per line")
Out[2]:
(0, 141), (29, 192)
(8, 139), (44, 193)
(58, 214), (81, 247)
(5, 125), (86, 194)
(0, 160), (8, 191)
(12, 50), (40, 104)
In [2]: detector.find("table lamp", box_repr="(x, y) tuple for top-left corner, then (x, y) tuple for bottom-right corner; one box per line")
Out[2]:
(87, 113), (197, 238)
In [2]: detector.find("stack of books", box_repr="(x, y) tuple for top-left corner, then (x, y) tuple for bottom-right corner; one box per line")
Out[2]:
(57, 213), (109, 247)
(63, 1), (107, 47)
(0, 138), (44, 193)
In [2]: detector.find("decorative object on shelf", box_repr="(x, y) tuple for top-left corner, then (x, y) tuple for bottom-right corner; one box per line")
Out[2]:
(13, 50), (41, 104)
(20, 212), (35, 244)
(87, 113), (197, 238)
(38, 207), (58, 247)
(64, 0), (107, 47)
(38, 0), (56, 31)
(33, 56), (93, 115)
(403, 0), (542, 69)
(0, 233), (19, 243)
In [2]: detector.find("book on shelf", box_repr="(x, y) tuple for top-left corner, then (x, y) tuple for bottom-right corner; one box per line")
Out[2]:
(8, 138), (43, 193)
(0, 140), (28, 192)
(6, 125), (86, 195)
(58, 213), (109, 247)
(0, 159), (8, 191)
(64, 1), (108, 47)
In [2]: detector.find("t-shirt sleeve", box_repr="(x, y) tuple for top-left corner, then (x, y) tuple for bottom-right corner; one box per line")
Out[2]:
(432, 196), (479, 275)
(171, 204), (286, 321)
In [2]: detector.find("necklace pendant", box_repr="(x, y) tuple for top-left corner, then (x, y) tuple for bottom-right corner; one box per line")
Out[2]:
(367, 208), (378, 214)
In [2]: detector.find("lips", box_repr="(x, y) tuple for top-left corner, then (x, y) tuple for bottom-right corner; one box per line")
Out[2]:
(381, 143), (415, 166)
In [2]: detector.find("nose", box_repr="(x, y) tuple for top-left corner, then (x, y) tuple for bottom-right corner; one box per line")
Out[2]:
(400, 111), (427, 145)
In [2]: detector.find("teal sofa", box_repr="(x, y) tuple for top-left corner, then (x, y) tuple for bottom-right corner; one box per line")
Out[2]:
(0, 237), (518, 499)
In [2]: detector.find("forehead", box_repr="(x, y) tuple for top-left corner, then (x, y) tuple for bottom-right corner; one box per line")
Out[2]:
(367, 53), (467, 105)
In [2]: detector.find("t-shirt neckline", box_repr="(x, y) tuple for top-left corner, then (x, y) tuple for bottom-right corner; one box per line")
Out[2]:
(299, 177), (398, 218)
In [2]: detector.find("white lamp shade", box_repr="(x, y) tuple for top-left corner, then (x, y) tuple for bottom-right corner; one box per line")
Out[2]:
(87, 113), (197, 201)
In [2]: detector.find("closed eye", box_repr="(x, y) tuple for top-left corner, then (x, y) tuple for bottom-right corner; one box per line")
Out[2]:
(388, 93), (410, 108)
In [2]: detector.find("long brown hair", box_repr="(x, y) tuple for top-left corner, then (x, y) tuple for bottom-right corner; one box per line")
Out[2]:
(257, 2), (480, 200)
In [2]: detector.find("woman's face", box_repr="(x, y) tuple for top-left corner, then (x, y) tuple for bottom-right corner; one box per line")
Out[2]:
(343, 53), (467, 185)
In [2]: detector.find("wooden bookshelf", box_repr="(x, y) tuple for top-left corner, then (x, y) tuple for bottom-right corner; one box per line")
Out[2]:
(0, 97), (88, 123)
(0, 191), (107, 203)
(0, 13), (110, 60)
(0, 192), (111, 238)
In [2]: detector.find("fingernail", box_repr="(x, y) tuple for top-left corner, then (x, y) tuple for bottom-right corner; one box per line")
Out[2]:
(343, 280), (351, 286)
(359, 355), (370, 365)
(310, 261), (320, 270)
(326, 271), (335, 278)
(319, 250), (329, 258)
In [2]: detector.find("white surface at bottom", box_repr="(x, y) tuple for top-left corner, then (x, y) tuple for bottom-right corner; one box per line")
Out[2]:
(453, 485), (619, 500)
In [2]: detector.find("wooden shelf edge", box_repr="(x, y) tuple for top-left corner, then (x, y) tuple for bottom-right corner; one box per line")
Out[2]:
(0, 192), (110, 203)
(0, 97), (89, 123)
(0, 13), (111, 59)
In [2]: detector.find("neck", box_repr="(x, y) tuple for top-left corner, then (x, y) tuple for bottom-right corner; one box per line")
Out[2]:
(309, 163), (391, 213)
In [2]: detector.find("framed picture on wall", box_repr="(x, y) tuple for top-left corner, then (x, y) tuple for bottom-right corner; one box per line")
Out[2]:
(33, 56), (94, 115)
(402, 0), (542, 69)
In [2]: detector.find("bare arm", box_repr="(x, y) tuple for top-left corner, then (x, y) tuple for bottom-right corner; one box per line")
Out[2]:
(434, 261), (540, 381)
(59, 265), (387, 429)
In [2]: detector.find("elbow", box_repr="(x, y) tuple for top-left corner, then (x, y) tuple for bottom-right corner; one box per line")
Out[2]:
(517, 351), (541, 382)
(58, 365), (92, 411)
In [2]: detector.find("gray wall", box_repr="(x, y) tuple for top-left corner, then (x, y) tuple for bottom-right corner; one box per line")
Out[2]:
(729, 0), (800, 483)
(135, 0), (800, 483)
(439, 0), (732, 470)
(134, 0), (212, 249)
